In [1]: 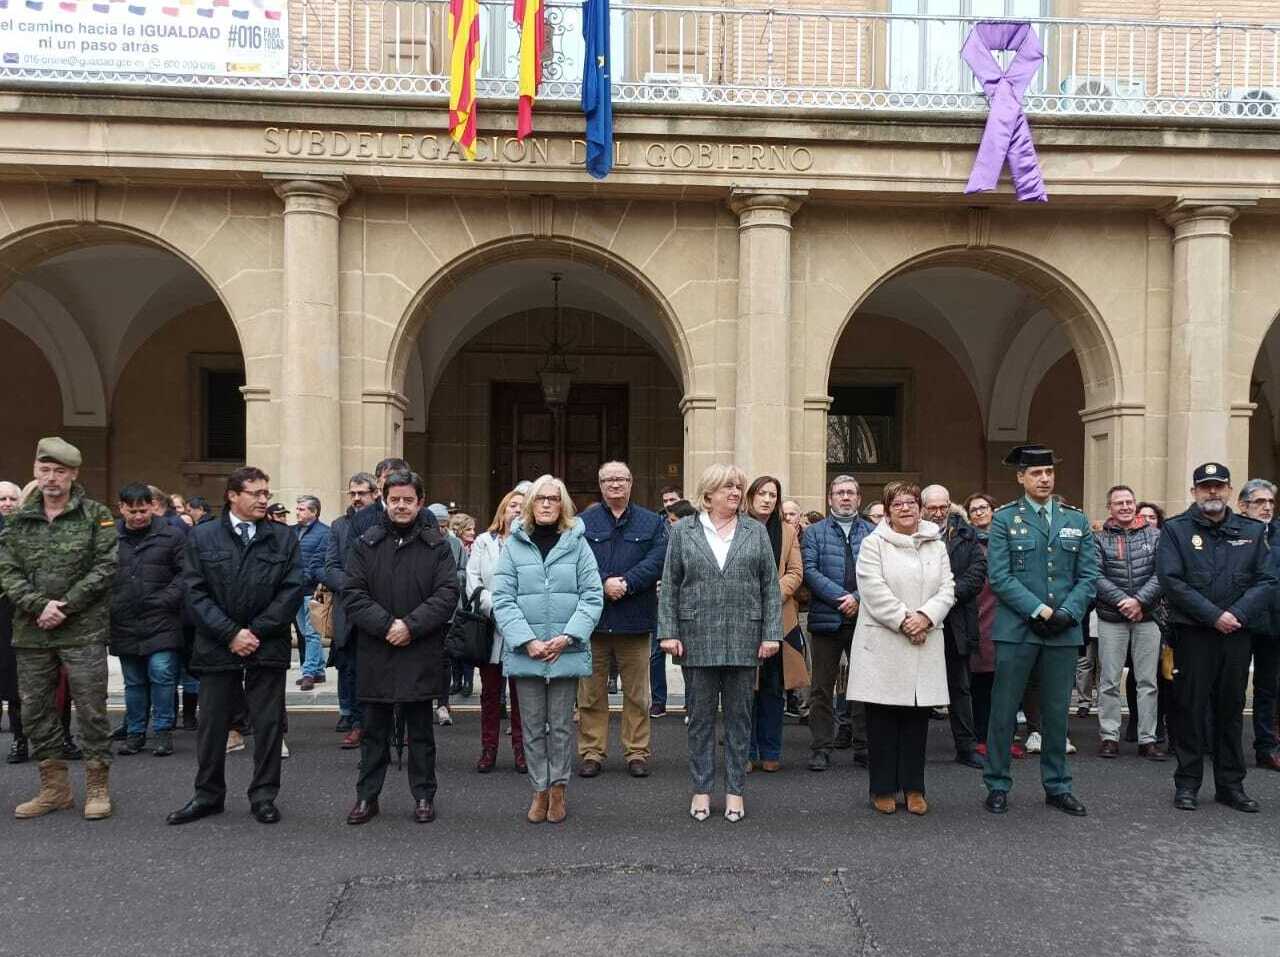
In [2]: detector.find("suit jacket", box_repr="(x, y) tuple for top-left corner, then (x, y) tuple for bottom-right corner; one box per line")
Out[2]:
(656, 514), (783, 667)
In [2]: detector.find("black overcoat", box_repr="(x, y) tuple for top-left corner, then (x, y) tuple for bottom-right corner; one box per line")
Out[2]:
(110, 517), (186, 657)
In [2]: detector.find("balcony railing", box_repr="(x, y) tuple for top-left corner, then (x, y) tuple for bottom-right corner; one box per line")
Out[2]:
(3, 2), (1280, 120)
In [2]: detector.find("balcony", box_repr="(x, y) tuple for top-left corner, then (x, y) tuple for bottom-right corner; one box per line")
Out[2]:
(2, 2), (1280, 121)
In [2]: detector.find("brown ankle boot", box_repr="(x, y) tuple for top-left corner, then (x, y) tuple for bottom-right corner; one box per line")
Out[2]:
(547, 783), (567, 823)
(527, 790), (549, 823)
(871, 794), (896, 815)
(905, 791), (928, 816)
(15, 759), (74, 818)
(83, 761), (113, 820)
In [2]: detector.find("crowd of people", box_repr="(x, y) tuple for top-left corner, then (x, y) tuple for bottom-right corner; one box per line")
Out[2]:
(0, 434), (1277, 828)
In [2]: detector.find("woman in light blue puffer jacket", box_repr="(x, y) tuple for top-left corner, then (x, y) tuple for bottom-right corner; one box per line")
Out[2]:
(492, 475), (603, 824)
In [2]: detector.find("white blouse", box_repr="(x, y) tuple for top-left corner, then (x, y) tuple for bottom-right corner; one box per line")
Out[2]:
(699, 512), (735, 570)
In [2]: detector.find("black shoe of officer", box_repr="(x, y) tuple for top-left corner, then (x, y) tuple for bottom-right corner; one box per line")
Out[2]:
(985, 790), (1009, 814)
(1214, 789), (1260, 813)
(1173, 788), (1198, 811)
(1045, 792), (1087, 816)
(117, 734), (147, 756)
(61, 735), (83, 761)
(251, 800), (281, 824)
(6, 736), (28, 764)
(167, 798), (224, 825)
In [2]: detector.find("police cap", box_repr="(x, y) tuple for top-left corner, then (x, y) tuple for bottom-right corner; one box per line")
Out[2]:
(1001, 444), (1057, 469)
(1192, 462), (1230, 485)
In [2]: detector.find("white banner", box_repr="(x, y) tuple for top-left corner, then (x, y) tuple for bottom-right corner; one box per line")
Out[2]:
(0, 0), (288, 78)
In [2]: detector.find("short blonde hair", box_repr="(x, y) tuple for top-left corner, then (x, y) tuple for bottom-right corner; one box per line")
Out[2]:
(519, 474), (577, 532)
(694, 463), (748, 512)
(448, 512), (476, 537)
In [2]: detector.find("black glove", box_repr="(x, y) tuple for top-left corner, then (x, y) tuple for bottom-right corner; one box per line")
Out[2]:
(1028, 616), (1054, 638)
(1047, 609), (1076, 634)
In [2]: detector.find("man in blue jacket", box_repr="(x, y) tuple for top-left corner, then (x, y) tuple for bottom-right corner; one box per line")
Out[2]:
(577, 461), (668, 778)
(294, 495), (330, 691)
(802, 474), (874, 771)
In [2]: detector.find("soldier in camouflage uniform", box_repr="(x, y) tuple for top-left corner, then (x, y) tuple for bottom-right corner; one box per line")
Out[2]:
(0, 437), (118, 820)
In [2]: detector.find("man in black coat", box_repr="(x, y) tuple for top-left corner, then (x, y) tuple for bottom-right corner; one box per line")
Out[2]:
(1156, 462), (1277, 813)
(922, 486), (987, 769)
(342, 471), (458, 826)
(110, 483), (186, 758)
(167, 467), (303, 826)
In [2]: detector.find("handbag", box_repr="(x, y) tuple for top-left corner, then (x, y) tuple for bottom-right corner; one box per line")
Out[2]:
(445, 587), (494, 665)
(307, 584), (335, 640)
(782, 628), (810, 691)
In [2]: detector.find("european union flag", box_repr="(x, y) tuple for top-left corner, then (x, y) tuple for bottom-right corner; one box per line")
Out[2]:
(581, 0), (613, 180)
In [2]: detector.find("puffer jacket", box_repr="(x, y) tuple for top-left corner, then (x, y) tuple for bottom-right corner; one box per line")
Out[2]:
(1092, 516), (1163, 623)
(491, 519), (603, 681)
(802, 514), (875, 634)
(110, 517), (186, 657)
(295, 519), (330, 592)
(0, 484), (117, 649)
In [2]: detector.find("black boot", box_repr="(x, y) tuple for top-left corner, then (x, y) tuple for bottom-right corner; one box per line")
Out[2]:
(62, 735), (83, 760)
(110, 723), (129, 742)
(6, 736), (28, 764)
(182, 693), (199, 731)
(117, 734), (147, 756)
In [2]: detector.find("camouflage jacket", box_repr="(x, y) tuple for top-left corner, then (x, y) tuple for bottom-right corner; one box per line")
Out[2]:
(0, 484), (118, 649)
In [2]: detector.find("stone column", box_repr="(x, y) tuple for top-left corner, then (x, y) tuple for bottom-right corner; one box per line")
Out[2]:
(728, 189), (805, 486)
(679, 393), (718, 491)
(795, 394), (832, 511)
(270, 176), (350, 505)
(1163, 200), (1247, 499)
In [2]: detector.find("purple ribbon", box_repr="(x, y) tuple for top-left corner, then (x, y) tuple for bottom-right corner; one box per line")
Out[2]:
(963, 21), (1047, 203)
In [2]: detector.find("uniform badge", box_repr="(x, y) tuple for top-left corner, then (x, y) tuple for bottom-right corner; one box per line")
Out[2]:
(1013, 516), (1023, 524)
(1191, 534), (1203, 550)
(1205, 464), (1218, 475)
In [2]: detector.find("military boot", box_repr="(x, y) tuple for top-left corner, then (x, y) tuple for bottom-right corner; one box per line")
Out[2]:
(14, 759), (74, 818)
(83, 761), (113, 820)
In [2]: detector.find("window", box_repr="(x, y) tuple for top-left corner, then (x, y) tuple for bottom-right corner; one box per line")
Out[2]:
(199, 363), (246, 462)
(827, 385), (902, 472)
(889, 0), (1047, 94)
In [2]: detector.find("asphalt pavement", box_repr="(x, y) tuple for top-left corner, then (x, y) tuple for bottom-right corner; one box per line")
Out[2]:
(1, 711), (1277, 957)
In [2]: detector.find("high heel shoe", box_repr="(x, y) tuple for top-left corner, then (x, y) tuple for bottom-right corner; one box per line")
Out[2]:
(724, 806), (745, 823)
(689, 796), (711, 822)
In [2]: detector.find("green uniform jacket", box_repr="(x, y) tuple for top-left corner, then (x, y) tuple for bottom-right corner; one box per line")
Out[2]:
(0, 484), (118, 649)
(987, 497), (1099, 647)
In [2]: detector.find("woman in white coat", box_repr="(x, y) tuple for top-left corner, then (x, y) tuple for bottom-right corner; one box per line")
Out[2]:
(847, 481), (956, 816)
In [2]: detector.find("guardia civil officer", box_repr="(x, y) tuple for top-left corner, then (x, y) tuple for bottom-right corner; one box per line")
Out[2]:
(1156, 463), (1276, 812)
(982, 445), (1098, 816)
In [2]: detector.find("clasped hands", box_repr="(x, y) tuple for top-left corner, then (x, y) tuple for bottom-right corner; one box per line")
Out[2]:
(385, 619), (412, 647)
(37, 599), (67, 631)
(527, 634), (571, 663)
(1029, 607), (1076, 638)
(229, 628), (260, 656)
(899, 611), (932, 646)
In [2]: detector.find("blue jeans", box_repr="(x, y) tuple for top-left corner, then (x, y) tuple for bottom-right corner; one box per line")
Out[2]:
(120, 650), (178, 734)
(334, 642), (362, 727)
(296, 598), (326, 678)
(650, 633), (668, 708)
(749, 688), (785, 762)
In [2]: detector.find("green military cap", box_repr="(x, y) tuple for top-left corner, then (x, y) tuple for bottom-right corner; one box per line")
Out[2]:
(35, 436), (82, 468)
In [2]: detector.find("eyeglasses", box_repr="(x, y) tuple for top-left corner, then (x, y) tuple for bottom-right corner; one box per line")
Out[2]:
(534, 495), (562, 505)
(237, 490), (272, 500)
(968, 504), (991, 513)
(1245, 497), (1276, 506)
(890, 500), (919, 510)
(600, 476), (632, 485)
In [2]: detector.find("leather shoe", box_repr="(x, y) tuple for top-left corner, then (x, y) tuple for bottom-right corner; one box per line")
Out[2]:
(955, 751), (983, 769)
(414, 799), (435, 823)
(627, 759), (650, 778)
(298, 675), (316, 691)
(1256, 752), (1280, 772)
(346, 799), (379, 825)
(476, 748), (497, 773)
(984, 790), (1008, 814)
(340, 728), (363, 750)
(250, 800), (281, 824)
(578, 759), (602, 778)
(1173, 789), (1198, 811)
(1045, 792), (1087, 816)
(166, 799), (224, 825)
(1138, 743), (1169, 762)
(1214, 790), (1260, 813)
(1098, 739), (1119, 758)
(514, 751), (528, 774)
(808, 751), (831, 772)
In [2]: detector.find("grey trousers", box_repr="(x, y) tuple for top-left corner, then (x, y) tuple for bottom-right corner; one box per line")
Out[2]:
(685, 666), (755, 797)
(1097, 619), (1161, 744)
(513, 677), (577, 792)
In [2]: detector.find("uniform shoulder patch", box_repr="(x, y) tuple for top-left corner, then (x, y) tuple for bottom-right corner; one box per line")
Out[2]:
(1059, 503), (1084, 513)
(98, 520), (114, 528)
(995, 500), (1019, 512)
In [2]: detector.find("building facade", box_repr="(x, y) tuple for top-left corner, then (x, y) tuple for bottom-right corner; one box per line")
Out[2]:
(2, 1), (1279, 520)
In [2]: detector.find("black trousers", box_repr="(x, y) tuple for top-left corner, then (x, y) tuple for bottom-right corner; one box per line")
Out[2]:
(865, 703), (930, 796)
(944, 639), (976, 754)
(194, 668), (285, 805)
(971, 671), (994, 744)
(1171, 627), (1251, 794)
(358, 701), (437, 802)
(809, 626), (867, 753)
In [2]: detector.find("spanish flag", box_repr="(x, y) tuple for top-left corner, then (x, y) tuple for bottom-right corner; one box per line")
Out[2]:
(448, 0), (480, 160)
(514, 0), (544, 140)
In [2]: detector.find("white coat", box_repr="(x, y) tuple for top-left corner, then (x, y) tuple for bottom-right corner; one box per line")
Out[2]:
(465, 530), (506, 664)
(846, 519), (956, 707)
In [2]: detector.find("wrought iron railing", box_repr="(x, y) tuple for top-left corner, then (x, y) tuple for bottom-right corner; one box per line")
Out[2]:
(3, 2), (1280, 119)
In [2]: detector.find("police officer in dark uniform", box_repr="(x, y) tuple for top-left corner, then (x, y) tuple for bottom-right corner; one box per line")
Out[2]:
(983, 444), (1098, 816)
(1156, 462), (1276, 812)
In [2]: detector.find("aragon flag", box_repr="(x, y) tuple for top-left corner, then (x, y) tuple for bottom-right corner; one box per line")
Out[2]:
(581, 0), (614, 179)
(514, 0), (544, 140)
(448, 0), (481, 160)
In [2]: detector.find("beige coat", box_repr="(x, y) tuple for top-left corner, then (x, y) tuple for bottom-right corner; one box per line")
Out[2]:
(778, 522), (803, 635)
(846, 520), (956, 707)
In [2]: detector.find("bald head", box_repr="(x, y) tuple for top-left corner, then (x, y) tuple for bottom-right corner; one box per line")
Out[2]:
(0, 480), (22, 516)
(921, 484), (951, 524)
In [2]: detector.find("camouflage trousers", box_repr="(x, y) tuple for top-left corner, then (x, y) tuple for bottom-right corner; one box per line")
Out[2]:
(16, 644), (112, 764)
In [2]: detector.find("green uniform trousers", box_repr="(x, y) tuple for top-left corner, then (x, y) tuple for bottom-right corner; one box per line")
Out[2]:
(983, 641), (1075, 796)
(16, 644), (112, 764)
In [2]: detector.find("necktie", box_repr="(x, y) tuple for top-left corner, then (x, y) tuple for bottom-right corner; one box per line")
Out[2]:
(1037, 505), (1049, 533)
(237, 521), (252, 548)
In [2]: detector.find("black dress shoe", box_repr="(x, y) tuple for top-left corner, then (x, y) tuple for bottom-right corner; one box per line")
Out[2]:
(1045, 792), (1088, 816)
(628, 760), (650, 778)
(984, 790), (1009, 814)
(808, 751), (831, 772)
(167, 799), (225, 825)
(414, 799), (435, 823)
(61, 736), (83, 761)
(335, 715), (354, 733)
(110, 724), (129, 742)
(7, 737), (29, 764)
(955, 751), (983, 769)
(250, 800), (281, 824)
(578, 759), (602, 778)
(346, 799), (379, 825)
(1214, 790), (1260, 813)
(117, 734), (147, 756)
(1173, 789), (1199, 811)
